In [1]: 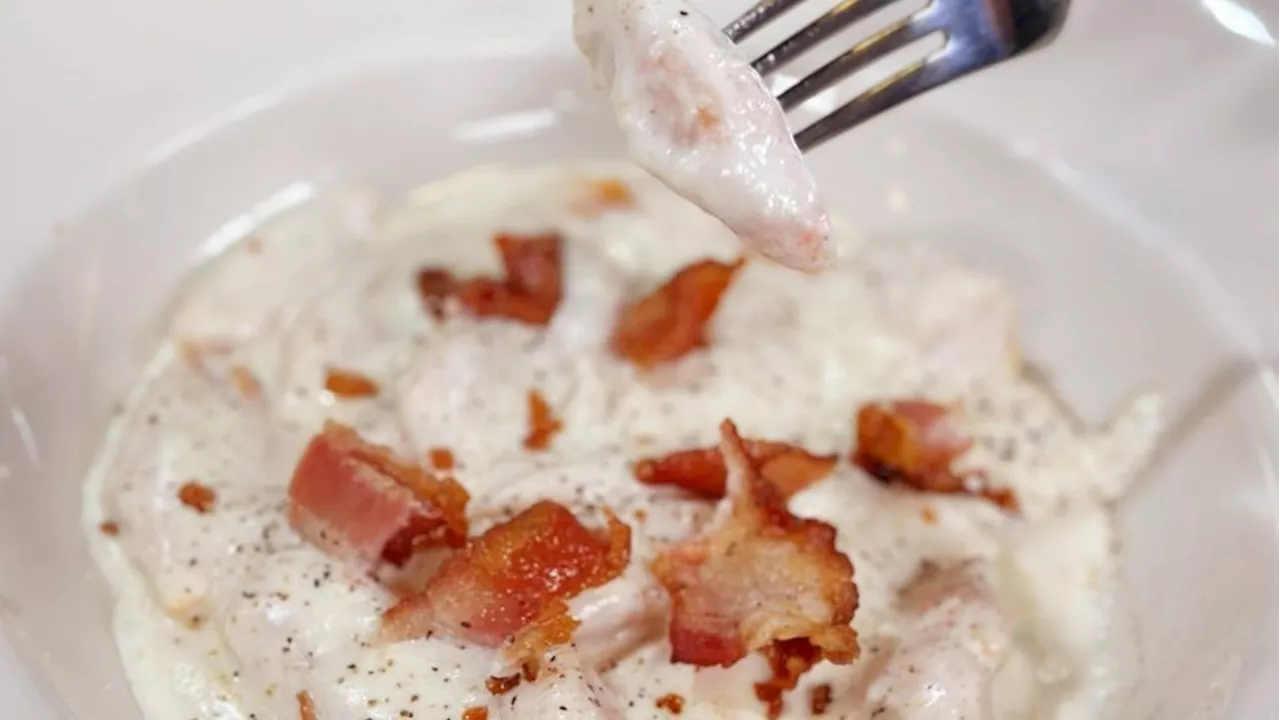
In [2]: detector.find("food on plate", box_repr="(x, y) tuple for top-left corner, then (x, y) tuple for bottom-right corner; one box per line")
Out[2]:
(574, 0), (833, 271)
(85, 161), (1161, 720)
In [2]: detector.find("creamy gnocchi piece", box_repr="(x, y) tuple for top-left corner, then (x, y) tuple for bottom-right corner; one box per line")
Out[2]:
(575, 0), (834, 271)
(86, 163), (1160, 720)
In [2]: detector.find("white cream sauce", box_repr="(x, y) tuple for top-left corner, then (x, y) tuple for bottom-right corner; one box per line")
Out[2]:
(84, 162), (1161, 720)
(574, 0), (834, 272)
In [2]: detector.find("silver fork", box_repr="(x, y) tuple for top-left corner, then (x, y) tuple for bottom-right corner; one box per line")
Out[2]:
(724, 0), (1069, 151)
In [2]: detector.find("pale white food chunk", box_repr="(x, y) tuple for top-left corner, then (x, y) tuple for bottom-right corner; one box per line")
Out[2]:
(575, 0), (833, 271)
(864, 563), (1010, 719)
(861, 244), (1021, 385)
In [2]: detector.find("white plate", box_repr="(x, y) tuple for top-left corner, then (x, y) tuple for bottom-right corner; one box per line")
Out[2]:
(0, 1), (1275, 718)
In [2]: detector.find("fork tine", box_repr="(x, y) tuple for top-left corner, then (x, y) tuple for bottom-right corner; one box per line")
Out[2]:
(794, 59), (957, 152)
(752, 0), (900, 77)
(724, 0), (808, 42)
(777, 18), (934, 111)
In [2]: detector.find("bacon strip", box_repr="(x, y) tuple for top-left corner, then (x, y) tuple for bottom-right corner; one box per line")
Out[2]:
(610, 258), (744, 367)
(381, 501), (630, 657)
(287, 422), (470, 569)
(853, 400), (1019, 512)
(651, 420), (858, 679)
(634, 439), (836, 499)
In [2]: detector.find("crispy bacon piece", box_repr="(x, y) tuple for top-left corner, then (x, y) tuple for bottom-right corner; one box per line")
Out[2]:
(324, 368), (380, 398)
(610, 258), (744, 367)
(98, 520), (121, 537)
(178, 480), (217, 514)
(381, 501), (630, 654)
(853, 400), (1019, 512)
(634, 439), (836, 499)
(523, 388), (563, 451)
(287, 422), (469, 569)
(462, 708), (489, 720)
(651, 421), (858, 678)
(416, 268), (458, 320)
(296, 691), (318, 720)
(454, 233), (563, 326)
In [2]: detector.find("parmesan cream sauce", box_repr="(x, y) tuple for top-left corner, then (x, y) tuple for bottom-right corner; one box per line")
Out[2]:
(84, 162), (1161, 720)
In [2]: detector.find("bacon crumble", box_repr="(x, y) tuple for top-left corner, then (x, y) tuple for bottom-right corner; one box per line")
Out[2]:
(485, 673), (522, 695)
(810, 684), (834, 715)
(650, 420), (858, 707)
(523, 388), (563, 451)
(415, 268), (458, 320)
(178, 481), (217, 514)
(655, 692), (685, 714)
(296, 690), (318, 720)
(98, 520), (121, 537)
(286, 422), (469, 569)
(380, 501), (630, 657)
(755, 638), (821, 718)
(610, 258), (744, 367)
(634, 439), (836, 499)
(323, 368), (380, 398)
(853, 400), (1019, 512)
(461, 707), (490, 720)
(428, 447), (456, 471)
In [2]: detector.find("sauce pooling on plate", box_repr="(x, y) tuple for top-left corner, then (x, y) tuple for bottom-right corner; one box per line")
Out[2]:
(575, 0), (834, 271)
(85, 164), (1161, 720)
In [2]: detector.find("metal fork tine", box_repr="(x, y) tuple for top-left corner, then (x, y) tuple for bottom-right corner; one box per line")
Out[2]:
(727, 0), (1065, 151)
(795, 56), (971, 151)
(777, 18), (934, 111)
(724, 0), (807, 42)
(752, 0), (900, 77)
